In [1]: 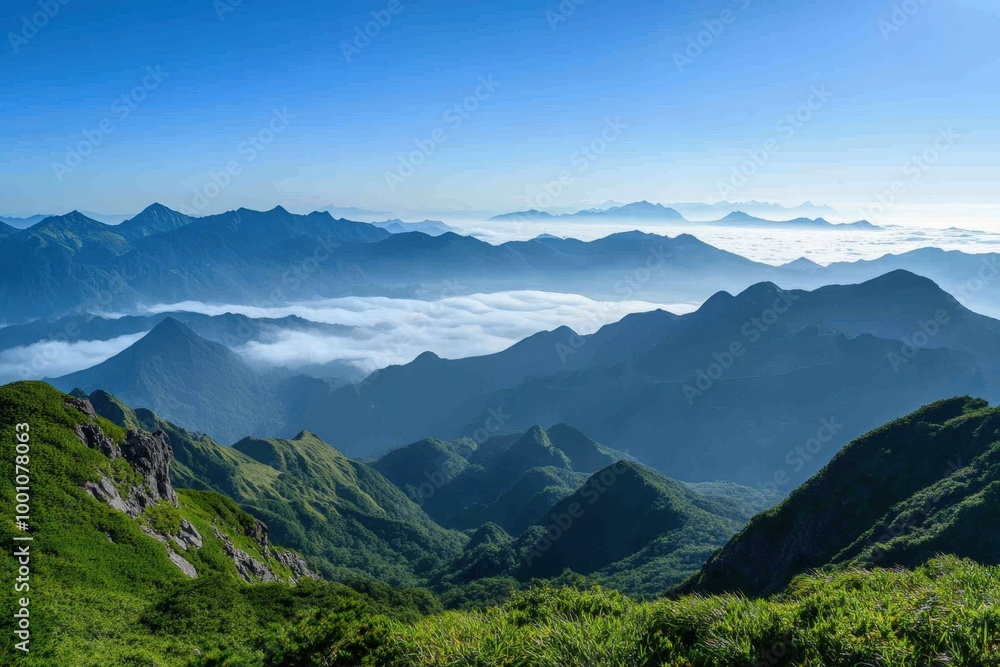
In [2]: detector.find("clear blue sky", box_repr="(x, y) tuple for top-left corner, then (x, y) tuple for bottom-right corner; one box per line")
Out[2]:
(2, 0), (998, 226)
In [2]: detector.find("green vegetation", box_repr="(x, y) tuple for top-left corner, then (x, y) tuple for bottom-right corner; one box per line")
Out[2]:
(89, 390), (467, 586)
(0, 381), (322, 664)
(683, 396), (1000, 597)
(7, 381), (1000, 665)
(301, 556), (1000, 667)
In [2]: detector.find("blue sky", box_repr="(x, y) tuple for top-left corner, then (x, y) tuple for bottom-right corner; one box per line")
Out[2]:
(2, 0), (998, 226)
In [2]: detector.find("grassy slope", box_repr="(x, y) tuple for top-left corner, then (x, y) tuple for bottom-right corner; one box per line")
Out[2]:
(0, 381), (449, 666)
(91, 390), (466, 585)
(0, 382), (297, 663)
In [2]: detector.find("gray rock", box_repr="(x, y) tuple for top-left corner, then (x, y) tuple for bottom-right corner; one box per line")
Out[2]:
(83, 476), (131, 515)
(120, 429), (178, 508)
(170, 520), (203, 551)
(141, 525), (168, 543)
(77, 422), (179, 516)
(74, 423), (117, 459)
(167, 549), (198, 578)
(213, 528), (278, 583)
(67, 396), (97, 420)
(275, 550), (321, 582)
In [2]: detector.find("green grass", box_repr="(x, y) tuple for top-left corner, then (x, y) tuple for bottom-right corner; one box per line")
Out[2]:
(320, 556), (1000, 667)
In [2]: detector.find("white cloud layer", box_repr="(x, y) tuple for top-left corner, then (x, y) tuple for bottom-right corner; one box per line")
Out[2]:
(146, 291), (693, 375)
(464, 221), (1000, 266)
(0, 333), (147, 385)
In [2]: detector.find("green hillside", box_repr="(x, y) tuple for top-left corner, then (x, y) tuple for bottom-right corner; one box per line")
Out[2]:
(682, 396), (1000, 597)
(0, 381), (325, 664)
(89, 390), (466, 585)
(518, 461), (748, 595)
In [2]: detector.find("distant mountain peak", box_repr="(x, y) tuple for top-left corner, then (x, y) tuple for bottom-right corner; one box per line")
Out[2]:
(720, 210), (758, 221)
(781, 257), (823, 271)
(861, 269), (944, 294)
(136, 316), (204, 350)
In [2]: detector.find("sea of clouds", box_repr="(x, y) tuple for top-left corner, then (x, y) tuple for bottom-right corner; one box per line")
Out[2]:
(0, 333), (146, 385)
(0, 292), (689, 384)
(150, 291), (691, 375)
(463, 221), (1000, 265)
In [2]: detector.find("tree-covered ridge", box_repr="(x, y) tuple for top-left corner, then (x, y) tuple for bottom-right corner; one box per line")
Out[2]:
(682, 396), (1000, 597)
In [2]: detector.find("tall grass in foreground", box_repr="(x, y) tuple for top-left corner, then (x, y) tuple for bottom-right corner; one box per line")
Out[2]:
(276, 556), (1000, 667)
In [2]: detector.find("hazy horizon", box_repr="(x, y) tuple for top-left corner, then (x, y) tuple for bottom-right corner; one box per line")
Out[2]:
(3, 0), (998, 228)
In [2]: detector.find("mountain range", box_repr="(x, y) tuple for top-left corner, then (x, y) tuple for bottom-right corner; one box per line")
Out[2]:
(281, 271), (1000, 487)
(49, 266), (1000, 497)
(6, 380), (1000, 662)
(5, 203), (1000, 326)
(52, 318), (285, 444)
(489, 201), (875, 229)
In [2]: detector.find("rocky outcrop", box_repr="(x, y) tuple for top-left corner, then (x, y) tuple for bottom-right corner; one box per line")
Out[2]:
(214, 528), (278, 583)
(246, 518), (270, 556)
(120, 429), (178, 508)
(275, 550), (321, 582)
(172, 520), (203, 551)
(83, 476), (132, 515)
(71, 399), (178, 515)
(68, 395), (97, 419)
(68, 395), (317, 585)
(74, 423), (117, 459)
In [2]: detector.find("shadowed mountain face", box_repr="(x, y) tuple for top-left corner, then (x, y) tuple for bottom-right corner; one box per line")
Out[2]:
(372, 424), (628, 534)
(519, 461), (745, 584)
(681, 396), (1000, 598)
(291, 272), (1000, 489)
(283, 308), (682, 454)
(431, 457), (773, 595)
(51, 318), (283, 444)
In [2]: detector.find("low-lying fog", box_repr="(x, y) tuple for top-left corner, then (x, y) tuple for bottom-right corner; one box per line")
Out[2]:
(0, 292), (694, 385)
